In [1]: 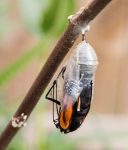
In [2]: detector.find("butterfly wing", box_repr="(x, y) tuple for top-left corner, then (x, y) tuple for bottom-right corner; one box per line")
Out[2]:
(65, 81), (93, 133)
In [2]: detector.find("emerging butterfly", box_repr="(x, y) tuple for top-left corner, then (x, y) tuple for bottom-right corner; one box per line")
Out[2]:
(46, 39), (98, 133)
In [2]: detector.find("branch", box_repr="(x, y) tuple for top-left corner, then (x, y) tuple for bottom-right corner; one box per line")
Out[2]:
(0, 0), (112, 149)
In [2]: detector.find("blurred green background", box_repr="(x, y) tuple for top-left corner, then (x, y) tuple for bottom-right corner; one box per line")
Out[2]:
(0, 0), (128, 149)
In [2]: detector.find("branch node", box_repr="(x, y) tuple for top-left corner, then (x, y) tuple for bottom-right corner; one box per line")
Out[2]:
(11, 113), (27, 128)
(68, 7), (89, 34)
(68, 7), (86, 25)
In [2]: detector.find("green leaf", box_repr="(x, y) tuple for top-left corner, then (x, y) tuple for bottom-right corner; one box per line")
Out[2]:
(51, 0), (75, 36)
(40, 0), (61, 33)
(40, 0), (75, 36)
(55, 0), (75, 35)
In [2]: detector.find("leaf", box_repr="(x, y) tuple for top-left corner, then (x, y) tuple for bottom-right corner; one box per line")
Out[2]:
(40, 0), (61, 33)
(40, 0), (75, 36)
(51, 0), (75, 36)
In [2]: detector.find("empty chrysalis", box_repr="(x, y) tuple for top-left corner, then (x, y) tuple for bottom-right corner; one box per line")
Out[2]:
(46, 28), (98, 133)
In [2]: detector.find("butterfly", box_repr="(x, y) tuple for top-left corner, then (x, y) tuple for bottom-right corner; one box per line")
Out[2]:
(46, 41), (98, 133)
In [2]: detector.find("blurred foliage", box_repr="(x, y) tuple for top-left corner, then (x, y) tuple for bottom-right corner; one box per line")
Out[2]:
(41, 0), (75, 36)
(41, 0), (61, 33)
(8, 131), (78, 150)
(37, 132), (77, 150)
(0, 38), (51, 87)
(0, 1), (13, 39)
(0, 1), (77, 148)
(19, 0), (46, 34)
(8, 136), (26, 150)
(19, 0), (75, 35)
(0, 0), (75, 87)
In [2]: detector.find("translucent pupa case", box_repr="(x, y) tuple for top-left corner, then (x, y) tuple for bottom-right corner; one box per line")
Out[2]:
(60, 41), (98, 109)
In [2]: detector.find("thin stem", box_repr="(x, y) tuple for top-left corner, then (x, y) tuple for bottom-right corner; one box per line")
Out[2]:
(0, 0), (112, 149)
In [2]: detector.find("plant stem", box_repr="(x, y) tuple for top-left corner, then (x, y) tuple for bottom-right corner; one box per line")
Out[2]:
(0, 0), (112, 149)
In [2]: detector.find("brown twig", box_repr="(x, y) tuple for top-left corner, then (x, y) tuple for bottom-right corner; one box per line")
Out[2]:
(0, 0), (112, 149)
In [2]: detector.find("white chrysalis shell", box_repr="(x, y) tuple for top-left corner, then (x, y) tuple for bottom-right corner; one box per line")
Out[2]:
(76, 41), (98, 66)
(65, 41), (98, 82)
(62, 41), (98, 105)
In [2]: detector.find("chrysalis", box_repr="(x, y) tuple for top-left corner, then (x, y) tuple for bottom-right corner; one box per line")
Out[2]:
(46, 37), (98, 133)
